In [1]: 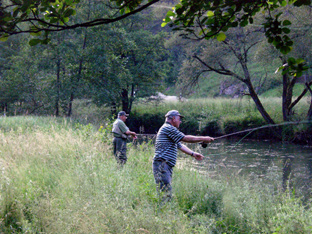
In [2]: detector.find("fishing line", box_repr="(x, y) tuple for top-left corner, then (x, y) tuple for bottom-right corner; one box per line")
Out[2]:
(200, 120), (312, 156)
(133, 120), (311, 155)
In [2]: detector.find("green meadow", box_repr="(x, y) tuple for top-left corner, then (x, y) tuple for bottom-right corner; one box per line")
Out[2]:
(1, 116), (311, 233)
(132, 96), (310, 123)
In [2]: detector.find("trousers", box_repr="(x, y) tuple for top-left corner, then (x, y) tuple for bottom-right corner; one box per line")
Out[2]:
(113, 137), (127, 165)
(152, 159), (173, 202)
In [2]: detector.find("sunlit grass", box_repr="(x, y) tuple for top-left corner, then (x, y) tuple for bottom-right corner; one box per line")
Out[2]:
(134, 96), (309, 122)
(0, 116), (311, 233)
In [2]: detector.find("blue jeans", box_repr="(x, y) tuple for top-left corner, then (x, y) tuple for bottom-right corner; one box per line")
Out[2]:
(153, 159), (173, 202)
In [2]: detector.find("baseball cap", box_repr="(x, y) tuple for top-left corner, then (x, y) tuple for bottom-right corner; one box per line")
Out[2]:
(118, 111), (129, 117)
(165, 110), (184, 118)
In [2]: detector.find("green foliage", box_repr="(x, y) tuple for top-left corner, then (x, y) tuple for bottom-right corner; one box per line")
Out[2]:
(0, 1), (176, 117)
(74, 122), (95, 138)
(86, 20), (169, 111)
(174, 171), (224, 216)
(110, 0), (158, 14)
(128, 111), (164, 134)
(275, 57), (309, 77)
(2, 0), (312, 122)
(0, 0), (161, 44)
(165, 0), (311, 75)
(97, 117), (114, 143)
(221, 113), (273, 139)
(0, 0), (79, 44)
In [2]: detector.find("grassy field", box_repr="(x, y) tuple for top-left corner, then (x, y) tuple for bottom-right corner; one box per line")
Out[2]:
(0, 116), (311, 233)
(133, 96), (311, 121)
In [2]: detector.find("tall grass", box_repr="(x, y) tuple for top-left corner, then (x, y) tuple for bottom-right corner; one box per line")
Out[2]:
(0, 116), (311, 233)
(133, 97), (309, 123)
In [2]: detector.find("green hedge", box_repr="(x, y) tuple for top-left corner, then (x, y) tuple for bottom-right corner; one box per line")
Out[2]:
(127, 110), (279, 140)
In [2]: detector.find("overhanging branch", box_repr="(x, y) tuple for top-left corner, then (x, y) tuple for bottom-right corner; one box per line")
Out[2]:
(2, 0), (161, 36)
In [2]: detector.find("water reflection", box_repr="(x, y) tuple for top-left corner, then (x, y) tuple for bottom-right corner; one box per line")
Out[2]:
(181, 139), (312, 199)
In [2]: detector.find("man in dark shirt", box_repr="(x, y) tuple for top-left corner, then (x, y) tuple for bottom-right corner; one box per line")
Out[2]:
(153, 110), (214, 203)
(112, 111), (137, 165)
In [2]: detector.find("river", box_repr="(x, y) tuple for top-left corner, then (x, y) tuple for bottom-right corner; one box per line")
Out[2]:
(178, 139), (312, 199)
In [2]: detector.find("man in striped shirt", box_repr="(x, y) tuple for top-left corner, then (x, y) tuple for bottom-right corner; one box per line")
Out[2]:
(153, 110), (214, 203)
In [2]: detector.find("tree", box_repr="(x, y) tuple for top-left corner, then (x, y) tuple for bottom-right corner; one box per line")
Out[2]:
(2, 0), (311, 73)
(2, 0), (312, 122)
(162, 0), (311, 76)
(84, 12), (169, 114)
(0, 28), (91, 116)
(178, 25), (276, 125)
(0, 0), (161, 43)
(176, 5), (312, 132)
(0, 36), (54, 115)
(0, 0), (173, 117)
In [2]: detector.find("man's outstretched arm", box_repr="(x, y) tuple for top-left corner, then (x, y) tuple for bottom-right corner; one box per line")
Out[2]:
(182, 135), (214, 143)
(179, 144), (204, 161)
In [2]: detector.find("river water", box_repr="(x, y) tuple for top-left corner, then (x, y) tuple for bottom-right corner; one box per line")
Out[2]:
(178, 139), (312, 199)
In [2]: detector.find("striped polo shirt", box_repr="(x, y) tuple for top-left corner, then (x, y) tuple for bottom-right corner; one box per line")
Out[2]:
(153, 122), (185, 167)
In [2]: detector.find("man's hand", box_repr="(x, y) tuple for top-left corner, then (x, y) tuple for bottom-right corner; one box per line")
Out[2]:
(203, 136), (214, 143)
(126, 130), (137, 139)
(193, 152), (204, 161)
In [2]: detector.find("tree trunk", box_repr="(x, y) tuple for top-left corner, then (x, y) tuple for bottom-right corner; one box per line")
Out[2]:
(128, 84), (135, 114)
(67, 6), (89, 117)
(240, 58), (275, 125)
(282, 71), (292, 121)
(55, 59), (61, 117)
(244, 79), (275, 125)
(67, 92), (74, 117)
(121, 88), (129, 113)
(306, 82), (312, 120)
(4, 104), (7, 116)
(67, 35), (87, 117)
(111, 102), (117, 116)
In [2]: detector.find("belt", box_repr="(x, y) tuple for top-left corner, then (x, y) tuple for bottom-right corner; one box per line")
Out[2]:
(154, 157), (166, 162)
(114, 136), (126, 140)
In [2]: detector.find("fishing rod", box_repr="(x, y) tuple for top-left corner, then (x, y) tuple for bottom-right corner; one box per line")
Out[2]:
(200, 120), (311, 148)
(134, 120), (311, 147)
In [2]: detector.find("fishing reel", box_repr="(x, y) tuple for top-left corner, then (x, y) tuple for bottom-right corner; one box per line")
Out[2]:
(201, 142), (208, 148)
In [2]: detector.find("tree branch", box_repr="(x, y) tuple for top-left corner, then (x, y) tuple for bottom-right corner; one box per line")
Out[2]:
(2, 0), (161, 36)
(289, 81), (312, 110)
(193, 54), (244, 81)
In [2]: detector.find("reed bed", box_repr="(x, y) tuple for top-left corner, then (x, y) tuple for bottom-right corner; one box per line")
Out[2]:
(0, 116), (311, 233)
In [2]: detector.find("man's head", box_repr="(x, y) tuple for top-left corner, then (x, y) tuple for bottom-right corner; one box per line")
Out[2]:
(118, 111), (129, 122)
(165, 110), (184, 128)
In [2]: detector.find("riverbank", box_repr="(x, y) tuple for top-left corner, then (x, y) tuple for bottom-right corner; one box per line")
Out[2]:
(72, 97), (312, 144)
(0, 116), (311, 233)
